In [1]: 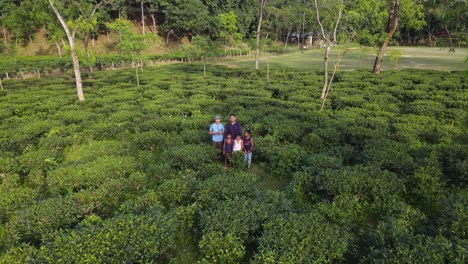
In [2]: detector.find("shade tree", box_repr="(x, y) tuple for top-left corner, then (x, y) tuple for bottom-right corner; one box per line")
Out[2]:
(184, 35), (211, 76)
(255, 0), (268, 70)
(47, 0), (113, 101)
(314, 0), (344, 104)
(106, 18), (153, 86)
(218, 11), (242, 48)
(158, 0), (210, 44)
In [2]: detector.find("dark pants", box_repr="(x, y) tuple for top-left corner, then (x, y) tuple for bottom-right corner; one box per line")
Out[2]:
(224, 153), (233, 168)
(213, 141), (224, 161)
(212, 141), (223, 149)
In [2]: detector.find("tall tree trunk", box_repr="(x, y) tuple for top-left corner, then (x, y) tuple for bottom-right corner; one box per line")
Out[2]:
(150, 13), (157, 37)
(266, 55), (270, 82)
(445, 26), (454, 48)
(55, 41), (62, 58)
(296, 26), (301, 49)
(141, 0), (145, 35)
(373, 0), (400, 74)
(284, 26), (292, 47)
(48, 0), (85, 101)
(203, 57), (206, 77)
(166, 31), (172, 45)
(321, 44), (330, 98)
(0, 78), (3, 90)
(2, 18), (7, 43)
(301, 11), (306, 52)
(84, 31), (90, 51)
(321, 53), (344, 110)
(315, 0), (343, 100)
(135, 66), (140, 86)
(255, 0), (267, 70)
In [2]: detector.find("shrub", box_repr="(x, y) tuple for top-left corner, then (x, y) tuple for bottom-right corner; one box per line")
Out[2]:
(63, 168), (146, 217)
(167, 144), (218, 171)
(259, 141), (303, 177)
(408, 166), (446, 215)
(6, 196), (82, 245)
(157, 173), (198, 208)
(0, 185), (37, 223)
(47, 155), (136, 195)
(117, 190), (161, 214)
(254, 212), (349, 263)
(195, 173), (258, 208)
(36, 208), (180, 263)
(63, 140), (125, 163)
(199, 232), (245, 264)
(200, 196), (271, 239)
(358, 138), (415, 175)
(297, 165), (405, 204)
(362, 214), (465, 264)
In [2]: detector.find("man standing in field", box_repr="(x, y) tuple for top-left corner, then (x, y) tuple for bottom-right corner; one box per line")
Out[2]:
(225, 114), (243, 139)
(209, 115), (224, 149)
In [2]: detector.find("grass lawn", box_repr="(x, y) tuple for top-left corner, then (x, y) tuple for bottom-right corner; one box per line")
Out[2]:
(218, 46), (468, 72)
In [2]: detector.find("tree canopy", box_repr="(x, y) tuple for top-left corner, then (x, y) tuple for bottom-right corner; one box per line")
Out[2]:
(0, 0), (465, 49)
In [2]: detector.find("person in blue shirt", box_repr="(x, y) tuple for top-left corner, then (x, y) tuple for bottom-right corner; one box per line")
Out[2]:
(209, 115), (224, 149)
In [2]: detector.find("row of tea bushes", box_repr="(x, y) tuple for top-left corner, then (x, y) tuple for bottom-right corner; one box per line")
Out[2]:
(0, 64), (466, 262)
(0, 49), (250, 79)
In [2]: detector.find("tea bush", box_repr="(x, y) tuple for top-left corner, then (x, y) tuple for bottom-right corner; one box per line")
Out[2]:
(254, 212), (349, 263)
(6, 196), (82, 245)
(36, 208), (182, 263)
(0, 63), (465, 262)
(195, 173), (258, 208)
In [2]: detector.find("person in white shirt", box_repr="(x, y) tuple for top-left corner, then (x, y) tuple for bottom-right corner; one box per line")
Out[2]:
(233, 134), (243, 152)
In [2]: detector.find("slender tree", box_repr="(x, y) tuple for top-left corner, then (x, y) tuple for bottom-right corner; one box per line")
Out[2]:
(47, 0), (111, 101)
(373, 0), (400, 74)
(255, 0), (267, 70)
(140, 0), (145, 34)
(159, 0), (209, 44)
(314, 0), (344, 99)
(185, 35), (210, 76)
(0, 0), (14, 44)
(145, 0), (159, 38)
(218, 11), (242, 48)
(106, 19), (153, 86)
(48, 0), (85, 101)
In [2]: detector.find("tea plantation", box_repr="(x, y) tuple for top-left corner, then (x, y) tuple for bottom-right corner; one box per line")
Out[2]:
(0, 64), (466, 263)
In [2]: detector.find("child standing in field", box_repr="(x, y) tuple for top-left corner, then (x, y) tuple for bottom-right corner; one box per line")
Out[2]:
(243, 130), (254, 168)
(223, 133), (233, 168)
(233, 134), (243, 153)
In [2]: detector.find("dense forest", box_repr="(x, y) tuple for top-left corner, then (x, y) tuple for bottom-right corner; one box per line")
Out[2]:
(0, 0), (466, 54)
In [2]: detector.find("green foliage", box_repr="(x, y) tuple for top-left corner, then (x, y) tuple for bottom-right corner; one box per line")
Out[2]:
(157, 172), (198, 208)
(6, 196), (82, 245)
(166, 144), (218, 171)
(36, 208), (182, 263)
(159, 0), (210, 37)
(199, 231), (245, 264)
(106, 19), (154, 57)
(195, 173), (258, 208)
(389, 49), (402, 70)
(218, 11), (242, 46)
(254, 212), (349, 263)
(184, 35), (211, 59)
(0, 65), (465, 262)
(0, 184), (37, 224)
(47, 155), (136, 195)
